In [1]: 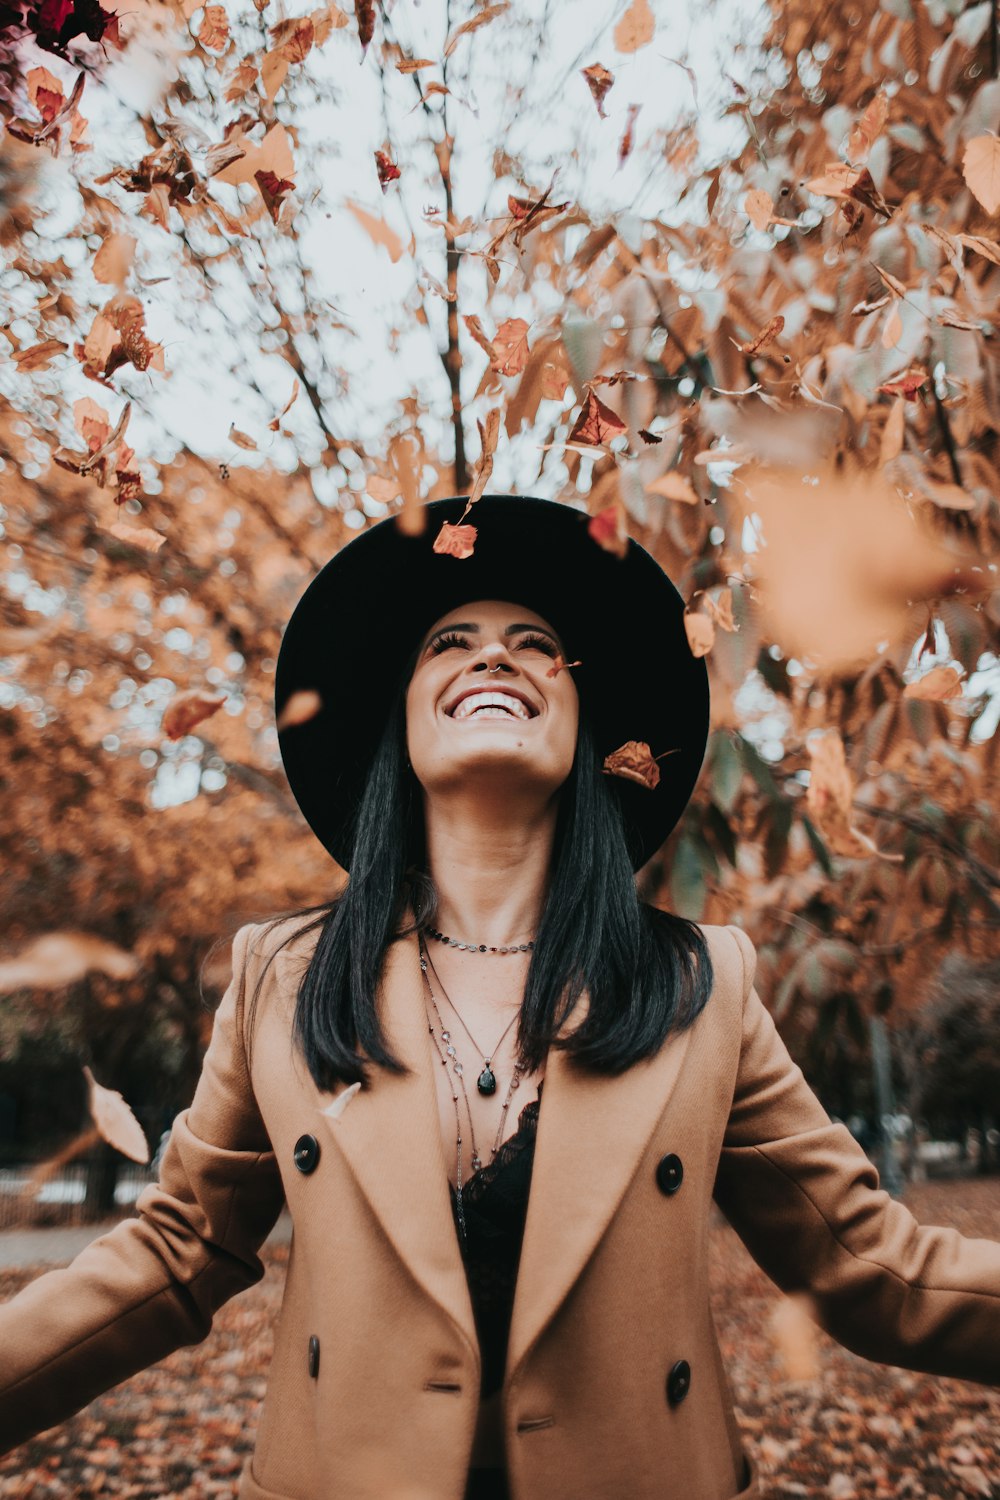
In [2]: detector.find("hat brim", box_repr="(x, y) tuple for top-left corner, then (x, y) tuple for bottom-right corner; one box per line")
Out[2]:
(274, 494), (710, 872)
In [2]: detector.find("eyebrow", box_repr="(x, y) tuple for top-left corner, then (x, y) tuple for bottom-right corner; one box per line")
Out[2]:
(422, 621), (562, 651)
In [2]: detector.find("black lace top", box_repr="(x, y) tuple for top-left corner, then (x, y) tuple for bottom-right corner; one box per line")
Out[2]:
(448, 1079), (543, 1399)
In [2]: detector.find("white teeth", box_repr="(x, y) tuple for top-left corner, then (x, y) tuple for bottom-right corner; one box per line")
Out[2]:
(450, 691), (532, 721)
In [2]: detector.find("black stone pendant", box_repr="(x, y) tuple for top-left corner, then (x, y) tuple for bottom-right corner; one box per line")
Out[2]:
(477, 1064), (497, 1096)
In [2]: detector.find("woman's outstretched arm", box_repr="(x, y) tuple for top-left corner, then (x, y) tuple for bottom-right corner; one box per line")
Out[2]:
(712, 924), (1000, 1386)
(0, 921), (286, 1454)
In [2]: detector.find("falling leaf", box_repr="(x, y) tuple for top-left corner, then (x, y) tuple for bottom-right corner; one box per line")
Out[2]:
(546, 655), (583, 678)
(228, 424), (258, 450)
(444, 2), (509, 58)
(468, 406), (501, 505)
(962, 134), (1000, 216)
(648, 471), (699, 504)
(568, 388), (627, 448)
(806, 729), (896, 859)
(847, 91), (888, 164)
(704, 587), (737, 632)
(541, 351), (571, 400)
(276, 688), (323, 730)
(26, 65), (64, 121)
(196, 3), (230, 50)
(872, 263), (908, 299)
(255, 169), (296, 223)
(618, 103), (642, 167)
(269, 14), (314, 61)
(12, 339), (68, 371)
(740, 315), (785, 355)
(878, 367), (927, 400)
(225, 59), (259, 101)
(433, 521), (478, 559)
(904, 665), (964, 701)
(268, 378), (300, 432)
(0, 933), (140, 994)
(684, 610), (715, 658)
(346, 200), (405, 261)
(491, 317), (530, 375)
(581, 63), (614, 118)
(396, 57), (437, 72)
(103, 520), (166, 552)
(375, 149), (401, 192)
(613, 0), (654, 54)
(163, 688), (228, 740)
(588, 501), (628, 557)
(260, 49), (289, 102)
(213, 122), (295, 188)
(744, 189), (775, 231)
(602, 739), (675, 789)
(92, 233), (137, 287)
(881, 303), (903, 349)
(355, 0), (375, 56)
(770, 1293), (821, 1382)
(84, 1066), (149, 1164)
(320, 1081), (362, 1119)
(638, 428), (662, 444)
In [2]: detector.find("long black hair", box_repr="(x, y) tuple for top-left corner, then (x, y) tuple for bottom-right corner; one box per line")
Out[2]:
(242, 642), (713, 1090)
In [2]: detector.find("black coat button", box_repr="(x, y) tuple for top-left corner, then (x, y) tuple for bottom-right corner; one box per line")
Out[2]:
(308, 1335), (320, 1378)
(667, 1359), (691, 1405)
(656, 1153), (683, 1195)
(294, 1134), (320, 1174)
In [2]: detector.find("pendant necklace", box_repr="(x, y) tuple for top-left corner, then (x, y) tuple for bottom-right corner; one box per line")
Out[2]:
(421, 940), (520, 1096)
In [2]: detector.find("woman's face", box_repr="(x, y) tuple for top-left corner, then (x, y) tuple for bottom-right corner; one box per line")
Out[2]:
(405, 598), (580, 803)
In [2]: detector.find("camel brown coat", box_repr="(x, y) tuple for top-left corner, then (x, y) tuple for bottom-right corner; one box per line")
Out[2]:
(1, 915), (999, 1499)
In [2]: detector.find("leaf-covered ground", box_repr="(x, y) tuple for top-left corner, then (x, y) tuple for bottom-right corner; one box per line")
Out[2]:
(0, 1178), (997, 1498)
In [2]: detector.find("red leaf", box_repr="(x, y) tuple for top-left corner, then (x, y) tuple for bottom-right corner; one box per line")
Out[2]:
(432, 521), (477, 559)
(568, 388), (627, 448)
(374, 149), (401, 192)
(581, 62), (614, 118)
(254, 169), (294, 223)
(587, 503), (627, 557)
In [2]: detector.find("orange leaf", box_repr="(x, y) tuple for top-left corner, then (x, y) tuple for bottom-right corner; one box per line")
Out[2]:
(740, 314), (784, 355)
(587, 502), (628, 557)
(92, 232), (136, 287)
(904, 665), (964, 701)
(546, 655), (583, 678)
(581, 63), (614, 118)
(162, 688), (227, 739)
(84, 1066), (150, 1164)
(432, 521), (478, 559)
(568, 388), (627, 448)
(877, 366), (927, 400)
(613, 0), (654, 53)
(197, 3), (230, 49)
(963, 134), (1000, 216)
(602, 740), (672, 790)
(491, 317), (530, 376)
(684, 610), (715, 658)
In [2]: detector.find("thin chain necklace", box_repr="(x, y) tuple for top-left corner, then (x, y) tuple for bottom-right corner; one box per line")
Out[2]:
(422, 942), (519, 1096)
(418, 937), (525, 1242)
(424, 925), (535, 956)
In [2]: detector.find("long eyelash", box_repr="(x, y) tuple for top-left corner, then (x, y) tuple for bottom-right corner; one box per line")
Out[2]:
(430, 630), (471, 654)
(516, 632), (559, 656)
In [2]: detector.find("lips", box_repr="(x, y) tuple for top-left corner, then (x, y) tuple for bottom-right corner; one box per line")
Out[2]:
(446, 688), (537, 721)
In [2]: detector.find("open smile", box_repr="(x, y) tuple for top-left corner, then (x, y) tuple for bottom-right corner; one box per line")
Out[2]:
(446, 690), (538, 722)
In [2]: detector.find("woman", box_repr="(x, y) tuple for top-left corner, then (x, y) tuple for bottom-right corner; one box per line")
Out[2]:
(0, 494), (998, 1500)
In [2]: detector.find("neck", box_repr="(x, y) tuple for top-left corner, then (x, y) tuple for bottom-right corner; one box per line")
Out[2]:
(421, 790), (557, 947)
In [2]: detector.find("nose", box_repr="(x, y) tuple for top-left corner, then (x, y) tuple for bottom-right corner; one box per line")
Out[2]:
(471, 642), (516, 676)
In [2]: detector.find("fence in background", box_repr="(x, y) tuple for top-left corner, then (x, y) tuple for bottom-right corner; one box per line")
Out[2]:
(0, 1162), (155, 1231)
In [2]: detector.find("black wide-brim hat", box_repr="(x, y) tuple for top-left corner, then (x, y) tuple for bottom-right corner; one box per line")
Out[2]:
(275, 494), (710, 872)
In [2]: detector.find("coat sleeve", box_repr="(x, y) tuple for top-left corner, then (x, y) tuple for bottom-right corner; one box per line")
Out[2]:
(0, 921), (287, 1455)
(712, 924), (1000, 1386)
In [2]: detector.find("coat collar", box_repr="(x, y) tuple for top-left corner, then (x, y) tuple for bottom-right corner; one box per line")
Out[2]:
(304, 915), (698, 1385)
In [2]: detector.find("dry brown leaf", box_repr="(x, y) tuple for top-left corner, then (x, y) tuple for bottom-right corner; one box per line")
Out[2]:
(213, 122), (294, 188)
(228, 424), (258, 450)
(92, 233), (136, 287)
(260, 49), (290, 103)
(163, 687), (227, 739)
(684, 610), (715, 658)
(491, 317), (530, 376)
(847, 91), (888, 164)
(196, 3), (230, 50)
(468, 406), (501, 506)
(704, 587), (737, 632)
(744, 189), (774, 232)
(770, 1293), (821, 1382)
(103, 520), (166, 553)
(396, 57), (436, 72)
(647, 471), (699, 504)
(276, 688), (322, 730)
(568, 388), (627, 448)
(84, 1066), (150, 1164)
(602, 739), (674, 789)
(740, 314), (784, 355)
(443, 1), (509, 58)
(432, 521), (478, 558)
(345, 200), (405, 262)
(11, 339), (68, 371)
(225, 60), (258, 100)
(904, 664), (964, 701)
(588, 501), (628, 557)
(963, 134), (1000, 216)
(581, 62), (614, 118)
(806, 729), (894, 859)
(613, 0), (654, 53)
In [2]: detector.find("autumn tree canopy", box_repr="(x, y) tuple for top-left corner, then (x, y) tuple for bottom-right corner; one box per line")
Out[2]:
(1, 0), (999, 1161)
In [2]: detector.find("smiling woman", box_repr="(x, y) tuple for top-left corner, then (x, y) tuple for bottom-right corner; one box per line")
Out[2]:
(1, 496), (998, 1500)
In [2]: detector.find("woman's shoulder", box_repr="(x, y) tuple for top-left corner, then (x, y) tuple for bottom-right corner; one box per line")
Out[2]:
(243, 908), (327, 974)
(690, 922), (755, 1005)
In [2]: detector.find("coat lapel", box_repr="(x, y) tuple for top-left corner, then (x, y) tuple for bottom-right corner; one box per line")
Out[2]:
(505, 1004), (696, 1382)
(314, 922), (479, 1359)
